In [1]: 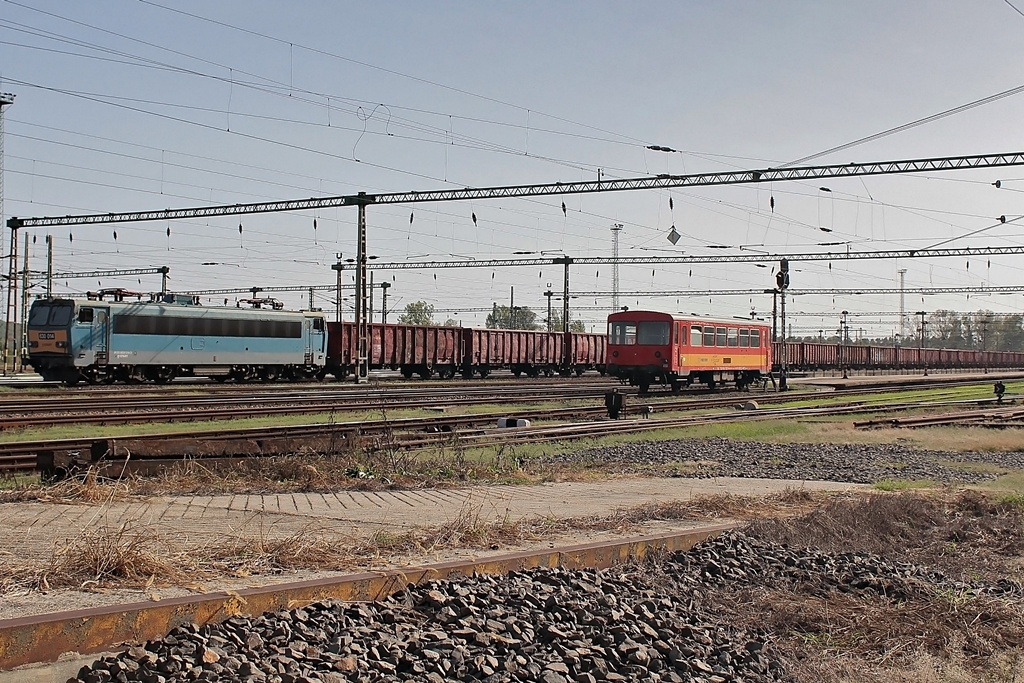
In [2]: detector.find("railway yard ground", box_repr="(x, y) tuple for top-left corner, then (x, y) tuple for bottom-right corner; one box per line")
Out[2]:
(2, 372), (1024, 682)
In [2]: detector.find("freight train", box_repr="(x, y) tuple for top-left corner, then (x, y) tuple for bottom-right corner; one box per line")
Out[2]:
(24, 296), (1024, 386)
(24, 293), (605, 384)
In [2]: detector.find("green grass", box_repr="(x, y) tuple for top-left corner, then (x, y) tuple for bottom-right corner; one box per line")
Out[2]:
(0, 474), (40, 489)
(873, 479), (939, 491)
(976, 470), (1024, 495)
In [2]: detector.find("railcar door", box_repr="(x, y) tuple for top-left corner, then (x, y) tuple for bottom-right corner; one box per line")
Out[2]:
(307, 316), (326, 365)
(94, 308), (109, 364)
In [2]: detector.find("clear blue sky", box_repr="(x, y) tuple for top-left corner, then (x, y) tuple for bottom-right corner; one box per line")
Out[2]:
(3, 0), (1024, 335)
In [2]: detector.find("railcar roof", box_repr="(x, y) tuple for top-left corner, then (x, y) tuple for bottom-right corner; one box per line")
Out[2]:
(607, 310), (770, 327)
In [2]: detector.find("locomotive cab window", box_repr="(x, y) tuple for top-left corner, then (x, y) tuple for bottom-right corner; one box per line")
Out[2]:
(312, 318), (325, 332)
(609, 322), (637, 345)
(48, 305), (73, 327)
(637, 321), (670, 345)
(690, 326), (703, 346)
(739, 329), (749, 348)
(29, 305), (51, 326)
(727, 328), (739, 347)
(77, 308), (94, 324)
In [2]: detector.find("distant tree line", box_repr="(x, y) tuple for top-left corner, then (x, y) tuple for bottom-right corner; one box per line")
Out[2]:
(396, 301), (584, 331)
(788, 310), (1024, 352)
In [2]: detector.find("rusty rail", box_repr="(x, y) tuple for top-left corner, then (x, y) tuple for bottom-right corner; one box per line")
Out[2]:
(0, 524), (735, 672)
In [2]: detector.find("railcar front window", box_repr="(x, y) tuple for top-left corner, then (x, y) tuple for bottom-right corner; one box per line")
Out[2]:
(29, 305), (50, 326)
(637, 322), (670, 345)
(690, 326), (702, 346)
(49, 306), (73, 326)
(609, 322), (637, 345)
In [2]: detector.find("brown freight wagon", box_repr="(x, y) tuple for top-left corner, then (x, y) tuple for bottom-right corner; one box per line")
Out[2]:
(325, 321), (461, 379)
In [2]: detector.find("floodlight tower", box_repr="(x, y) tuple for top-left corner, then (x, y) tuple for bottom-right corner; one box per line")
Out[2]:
(611, 223), (623, 312)
(0, 92), (14, 375)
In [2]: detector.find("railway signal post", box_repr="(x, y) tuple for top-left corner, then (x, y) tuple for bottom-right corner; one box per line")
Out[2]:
(776, 259), (790, 391)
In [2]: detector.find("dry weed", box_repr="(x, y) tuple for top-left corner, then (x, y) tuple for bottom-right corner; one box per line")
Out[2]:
(28, 523), (191, 591)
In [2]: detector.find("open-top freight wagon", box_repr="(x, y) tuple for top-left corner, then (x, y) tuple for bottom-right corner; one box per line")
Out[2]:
(325, 321), (606, 380)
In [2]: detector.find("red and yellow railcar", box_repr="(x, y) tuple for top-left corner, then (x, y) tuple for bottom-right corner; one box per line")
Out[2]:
(606, 310), (772, 392)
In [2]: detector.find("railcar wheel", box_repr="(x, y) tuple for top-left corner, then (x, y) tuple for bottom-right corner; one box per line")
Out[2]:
(401, 366), (413, 379)
(575, 367), (585, 377)
(418, 367), (433, 380)
(478, 366), (491, 379)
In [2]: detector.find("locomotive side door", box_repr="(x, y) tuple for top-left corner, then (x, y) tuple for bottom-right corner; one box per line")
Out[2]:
(94, 309), (109, 364)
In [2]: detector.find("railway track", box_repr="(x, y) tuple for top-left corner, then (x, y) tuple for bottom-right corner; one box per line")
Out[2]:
(0, 373), (1014, 431)
(0, 382), (1009, 476)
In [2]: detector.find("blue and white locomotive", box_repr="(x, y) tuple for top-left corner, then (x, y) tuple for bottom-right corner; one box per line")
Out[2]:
(27, 291), (327, 384)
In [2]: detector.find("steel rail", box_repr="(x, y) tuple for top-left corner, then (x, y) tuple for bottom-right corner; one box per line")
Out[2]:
(0, 377), (1009, 475)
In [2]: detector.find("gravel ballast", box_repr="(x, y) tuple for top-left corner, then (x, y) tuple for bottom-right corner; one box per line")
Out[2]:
(542, 437), (1024, 484)
(64, 528), (1021, 683)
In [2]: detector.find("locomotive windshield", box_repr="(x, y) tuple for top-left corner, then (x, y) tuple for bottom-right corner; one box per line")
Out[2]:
(28, 302), (73, 327)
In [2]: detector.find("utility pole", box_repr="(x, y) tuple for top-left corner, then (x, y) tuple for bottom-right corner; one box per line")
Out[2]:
(380, 281), (390, 324)
(19, 231), (28, 371)
(369, 271), (374, 325)
(556, 256), (572, 372)
(509, 285), (515, 329)
(611, 223), (622, 313)
(898, 268), (907, 342)
(331, 253), (344, 323)
(917, 310), (927, 349)
(544, 285), (553, 331)
(46, 234), (53, 299)
(0, 92), (14, 375)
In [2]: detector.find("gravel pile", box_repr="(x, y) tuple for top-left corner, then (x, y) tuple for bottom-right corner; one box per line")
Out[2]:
(67, 530), (1019, 683)
(543, 437), (1024, 484)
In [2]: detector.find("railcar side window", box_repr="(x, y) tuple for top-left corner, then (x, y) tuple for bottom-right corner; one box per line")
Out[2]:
(690, 326), (702, 346)
(727, 328), (739, 347)
(703, 326), (716, 346)
(609, 322), (636, 345)
(751, 329), (761, 347)
(77, 308), (94, 324)
(716, 327), (727, 346)
(29, 305), (50, 326)
(739, 329), (749, 347)
(637, 321), (670, 345)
